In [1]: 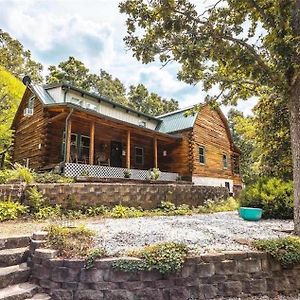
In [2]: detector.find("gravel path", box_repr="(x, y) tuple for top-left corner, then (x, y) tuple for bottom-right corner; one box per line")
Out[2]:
(87, 211), (293, 255)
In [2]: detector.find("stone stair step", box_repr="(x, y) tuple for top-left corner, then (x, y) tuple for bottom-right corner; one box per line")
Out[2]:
(0, 236), (31, 250)
(0, 263), (31, 289)
(25, 293), (51, 300)
(0, 283), (39, 300)
(0, 248), (30, 267)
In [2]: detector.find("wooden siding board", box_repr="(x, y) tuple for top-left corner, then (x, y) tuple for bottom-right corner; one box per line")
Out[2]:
(191, 106), (242, 184)
(12, 91), (48, 169)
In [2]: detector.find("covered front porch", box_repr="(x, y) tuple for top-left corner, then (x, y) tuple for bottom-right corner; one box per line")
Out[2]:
(46, 106), (180, 180)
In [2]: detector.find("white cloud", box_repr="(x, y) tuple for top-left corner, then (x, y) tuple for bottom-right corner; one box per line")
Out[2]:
(0, 0), (257, 116)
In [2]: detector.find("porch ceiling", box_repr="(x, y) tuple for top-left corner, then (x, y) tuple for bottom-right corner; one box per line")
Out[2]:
(46, 104), (181, 143)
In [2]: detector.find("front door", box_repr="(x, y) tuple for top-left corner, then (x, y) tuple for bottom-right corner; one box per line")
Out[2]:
(110, 141), (122, 167)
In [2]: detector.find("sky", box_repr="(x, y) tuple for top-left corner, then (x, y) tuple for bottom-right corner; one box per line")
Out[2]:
(0, 0), (257, 115)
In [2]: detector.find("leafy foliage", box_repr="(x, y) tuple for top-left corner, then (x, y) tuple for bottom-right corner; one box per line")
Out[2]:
(0, 163), (34, 184)
(147, 168), (161, 181)
(45, 224), (95, 258)
(26, 186), (46, 212)
(109, 204), (144, 218)
(128, 83), (178, 115)
(0, 201), (28, 222)
(239, 178), (293, 219)
(0, 29), (43, 82)
(34, 205), (62, 220)
(33, 172), (74, 183)
(197, 197), (239, 214)
(254, 237), (300, 267)
(228, 109), (257, 184)
(0, 67), (25, 164)
(84, 247), (107, 270)
(113, 242), (188, 274)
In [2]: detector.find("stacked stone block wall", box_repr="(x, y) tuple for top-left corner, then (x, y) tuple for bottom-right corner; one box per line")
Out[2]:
(0, 183), (228, 209)
(31, 251), (300, 300)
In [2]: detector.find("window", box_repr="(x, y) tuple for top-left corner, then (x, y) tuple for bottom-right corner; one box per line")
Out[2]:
(79, 135), (90, 162)
(134, 147), (144, 165)
(225, 182), (230, 191)
(199, 146), (205, 164)
(223, 154), (228, 169)
(28, 96), (35, 110)
(24, 96), (35, 116)
(61, 132), (78, 160)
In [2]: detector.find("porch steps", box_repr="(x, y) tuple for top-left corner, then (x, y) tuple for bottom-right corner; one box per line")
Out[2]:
(0, 263), (31, 289)
(0, 236), (31, 250)
(0, 236), (51, 300)
(0, 247), (30, 267)
(0, 283), (39, 300)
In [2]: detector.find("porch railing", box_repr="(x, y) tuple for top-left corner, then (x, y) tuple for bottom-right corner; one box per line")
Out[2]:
(64, 163), (178, 181)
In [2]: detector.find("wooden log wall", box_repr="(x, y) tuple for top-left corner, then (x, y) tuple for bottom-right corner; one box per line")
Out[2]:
(157, 131), (192, 178)
(12, 91), (48, 169)
(191, 106), (241, 183)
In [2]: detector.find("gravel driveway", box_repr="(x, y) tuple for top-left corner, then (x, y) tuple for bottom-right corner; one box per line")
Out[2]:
(87, 211), (293, 255)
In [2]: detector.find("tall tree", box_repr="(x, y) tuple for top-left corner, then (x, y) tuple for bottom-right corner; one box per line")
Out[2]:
(89, 70), (128, 105)
(254, 95), (292, 180)
(46, 56), (91, 90)
(0, 66), (25, 166)
(0, 29), (43, 82)
(128, 83), (178, 115)
(227, 109), (257, 184)
(120, 0), (300, 234)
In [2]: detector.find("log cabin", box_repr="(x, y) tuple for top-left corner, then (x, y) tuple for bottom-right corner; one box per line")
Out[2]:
(11, 82), (242, 193)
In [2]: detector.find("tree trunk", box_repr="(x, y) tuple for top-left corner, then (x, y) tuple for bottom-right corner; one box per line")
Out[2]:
(289, 77), (300, 235)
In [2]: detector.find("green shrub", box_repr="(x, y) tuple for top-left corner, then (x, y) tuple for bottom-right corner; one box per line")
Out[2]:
(34, 172), (74, 183)
(147, 168), (161, 180)
(27, 186), (46, 212)
(45, 224), (95, 258)
(109, 205), (144, 218)
(84, 247), (107, 270)
(0, 164), (34, 184)
(254, 237), (300, 267)
(34, 205), (62, 220)
(113, 242), (188, 274)
(86, 205), (108, 217)
(196, 197), (239, 213)
(0, 201), (28, 221)
(239, 177), (293, 219)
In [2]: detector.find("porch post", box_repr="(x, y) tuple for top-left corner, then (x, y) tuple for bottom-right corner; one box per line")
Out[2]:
(154, 136), (158, 169)
(66, 119), (72, 163)
(126, 130), (131, 169)
(89, 122), (95, 165)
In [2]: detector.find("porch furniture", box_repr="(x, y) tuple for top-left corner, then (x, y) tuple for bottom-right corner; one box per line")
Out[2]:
(95, 152), (110, 166)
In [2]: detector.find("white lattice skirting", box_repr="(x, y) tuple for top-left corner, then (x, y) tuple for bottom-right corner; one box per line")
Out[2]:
(64, 163), (178, 181)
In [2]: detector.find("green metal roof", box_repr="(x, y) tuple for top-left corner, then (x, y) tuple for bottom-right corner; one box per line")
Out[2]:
(156, 107), (198, 133)
(32, 85), (55, 104)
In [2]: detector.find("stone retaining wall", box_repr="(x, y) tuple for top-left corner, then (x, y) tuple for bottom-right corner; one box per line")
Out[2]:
(31, 250), (300, 300)
(0, 183), (228, 209)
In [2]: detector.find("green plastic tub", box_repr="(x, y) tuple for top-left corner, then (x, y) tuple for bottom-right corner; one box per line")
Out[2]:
(239, 207), (263, 221)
